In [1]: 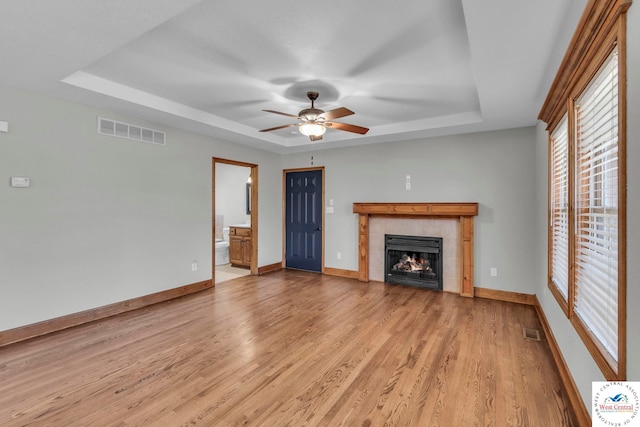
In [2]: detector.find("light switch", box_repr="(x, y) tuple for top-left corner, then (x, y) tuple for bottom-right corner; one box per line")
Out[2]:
(0, 121), (7, 133)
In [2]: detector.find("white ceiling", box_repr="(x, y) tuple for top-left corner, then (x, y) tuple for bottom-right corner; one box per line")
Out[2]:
(0, 0), (584, 153)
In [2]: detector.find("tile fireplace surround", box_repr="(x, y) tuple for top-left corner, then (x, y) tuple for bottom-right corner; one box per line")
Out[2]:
(352, 202), (479, 297)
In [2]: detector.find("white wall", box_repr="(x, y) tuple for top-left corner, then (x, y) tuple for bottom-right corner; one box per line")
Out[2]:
(0, 84), (282, 331)
(533, 4), (640, 409)
(282, 127), (539, 294)
(215, 163), (251, 230)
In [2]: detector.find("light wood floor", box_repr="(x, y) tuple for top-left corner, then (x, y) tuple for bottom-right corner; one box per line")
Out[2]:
(0, 270), (576, 426)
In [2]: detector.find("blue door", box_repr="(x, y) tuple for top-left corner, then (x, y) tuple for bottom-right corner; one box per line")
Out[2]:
(285, 169), (323, 272)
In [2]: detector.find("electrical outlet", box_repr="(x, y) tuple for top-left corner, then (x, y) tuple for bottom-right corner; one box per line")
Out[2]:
(337, 252), (342, 260)
(192, 261), (198, 271)
(490, 267), (497, 277)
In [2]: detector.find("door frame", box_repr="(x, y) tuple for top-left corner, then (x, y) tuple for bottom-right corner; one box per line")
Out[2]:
(282, 166), (325, 272)
(213, 158), (258, 282)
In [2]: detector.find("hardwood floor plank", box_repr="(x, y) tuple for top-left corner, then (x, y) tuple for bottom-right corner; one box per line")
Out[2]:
(0, 270), (577, 426)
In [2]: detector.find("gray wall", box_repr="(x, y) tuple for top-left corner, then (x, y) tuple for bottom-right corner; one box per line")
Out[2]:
(533, 4), (640, 408)
(0, 84), (282, 331)
(626, 3), (640, 384)
(282, 127), (539, 294)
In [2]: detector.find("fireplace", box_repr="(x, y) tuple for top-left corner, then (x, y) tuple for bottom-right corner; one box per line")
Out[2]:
(353, 202), (478, 297)
(385, 234), (443, 290)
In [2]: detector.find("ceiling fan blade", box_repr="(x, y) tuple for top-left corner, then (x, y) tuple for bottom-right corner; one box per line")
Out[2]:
(326, 122), (369, 135)
(319, 107), (354, 121)
(310, 134), (323, 142)
(262, 109), (300, 119)
(259, 123), (298, 132)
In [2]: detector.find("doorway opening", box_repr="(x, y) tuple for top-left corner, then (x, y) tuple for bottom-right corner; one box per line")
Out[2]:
(213, 158), (258, 284)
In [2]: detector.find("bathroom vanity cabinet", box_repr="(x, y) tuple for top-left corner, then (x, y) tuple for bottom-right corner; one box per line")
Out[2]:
(229, 226), (252, 268)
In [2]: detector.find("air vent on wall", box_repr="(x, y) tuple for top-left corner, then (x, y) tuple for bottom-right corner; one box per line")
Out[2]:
(98, 117), (166, 145)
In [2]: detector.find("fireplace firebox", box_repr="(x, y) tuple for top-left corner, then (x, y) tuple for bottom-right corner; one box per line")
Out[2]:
(385, 234), (443, 290)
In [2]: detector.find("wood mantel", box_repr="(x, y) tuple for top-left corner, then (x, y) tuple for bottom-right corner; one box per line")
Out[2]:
(353, 202), (479, 297)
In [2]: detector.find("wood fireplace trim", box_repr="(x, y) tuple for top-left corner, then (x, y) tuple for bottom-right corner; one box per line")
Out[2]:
(353, 202), (479, 297)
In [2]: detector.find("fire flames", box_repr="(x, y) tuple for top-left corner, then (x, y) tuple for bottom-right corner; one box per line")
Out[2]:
(393, 254), (431, 272)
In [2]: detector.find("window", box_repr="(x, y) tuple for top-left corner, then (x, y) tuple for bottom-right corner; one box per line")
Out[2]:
(573, 48), (621, 375)
(540, 0), (629, 380)
(549, 115), (570, 308)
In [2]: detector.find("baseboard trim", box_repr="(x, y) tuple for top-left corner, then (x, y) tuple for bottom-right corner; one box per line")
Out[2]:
(323, 267), (359, 279)
(474, 287), (537, 305)
(0, 279), (213, 348)
(258, 262), (282, 275)
(533, 296), (591, 426)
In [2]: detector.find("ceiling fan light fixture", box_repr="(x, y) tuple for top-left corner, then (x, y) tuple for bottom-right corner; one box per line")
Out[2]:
(260, 91), (368, 139)
(298, 122), (326, 137)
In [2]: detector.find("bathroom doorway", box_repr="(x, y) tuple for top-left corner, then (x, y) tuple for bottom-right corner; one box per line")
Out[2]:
(212, 158), (258, 284)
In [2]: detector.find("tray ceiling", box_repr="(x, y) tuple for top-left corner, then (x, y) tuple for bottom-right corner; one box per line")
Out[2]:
(0, 0), (584, 153)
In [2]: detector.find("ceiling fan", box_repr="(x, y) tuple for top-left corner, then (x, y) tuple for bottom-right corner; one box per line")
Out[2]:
(260, 91), (369, 141)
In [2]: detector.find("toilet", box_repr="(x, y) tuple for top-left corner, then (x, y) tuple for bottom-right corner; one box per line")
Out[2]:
(215, 227), (230, 266)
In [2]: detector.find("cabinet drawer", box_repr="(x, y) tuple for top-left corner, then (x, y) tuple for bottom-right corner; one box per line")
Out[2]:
(231, 227), (251, 237)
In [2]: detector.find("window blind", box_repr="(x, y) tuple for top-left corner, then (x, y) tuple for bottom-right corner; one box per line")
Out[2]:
(573, 47), (619, 363)
(550, 115), (569, 300)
